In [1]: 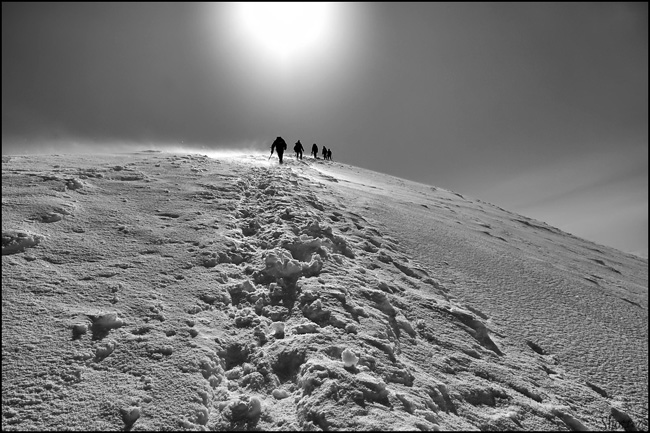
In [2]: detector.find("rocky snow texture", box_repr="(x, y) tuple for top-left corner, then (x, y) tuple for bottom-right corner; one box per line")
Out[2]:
(2, 151), (647, 431)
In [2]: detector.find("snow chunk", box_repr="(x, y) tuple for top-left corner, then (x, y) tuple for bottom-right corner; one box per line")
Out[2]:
(225, 395), (262, 422)
(342, 348), (359, 367)
(2, 231), (44, 255)
(272, 388), (290, 399)
(269, 321), (285, 338)
(265, 251), (303, 277)
(121, 406), (141, 426)
(293, 322), (320, 334)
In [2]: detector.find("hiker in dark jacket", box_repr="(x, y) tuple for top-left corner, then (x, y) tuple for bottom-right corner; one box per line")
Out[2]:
(311, 143), (318, 158)
(294, 140), (305, 160)
(327, 148), (332, 161)
(271, 136), (288, 164)
(322, 146), (328, 159)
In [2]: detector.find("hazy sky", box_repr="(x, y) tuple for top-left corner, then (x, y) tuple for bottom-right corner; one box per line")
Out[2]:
(2, 2), (647, 257)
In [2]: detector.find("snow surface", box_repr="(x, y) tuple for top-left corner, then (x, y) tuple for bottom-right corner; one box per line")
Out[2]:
(2, 151), (647, 431)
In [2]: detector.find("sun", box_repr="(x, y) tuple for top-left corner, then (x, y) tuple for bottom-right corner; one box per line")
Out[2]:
(237, 2), (332, 60)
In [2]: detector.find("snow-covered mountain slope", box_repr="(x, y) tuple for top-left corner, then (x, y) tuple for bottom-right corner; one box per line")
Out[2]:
(2, 151), (647, 431)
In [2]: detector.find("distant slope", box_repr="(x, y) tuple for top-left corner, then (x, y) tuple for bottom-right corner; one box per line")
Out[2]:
(314, 157), (649, 423)
(314, 158), (648, 420)
(2, 152), (647, 430)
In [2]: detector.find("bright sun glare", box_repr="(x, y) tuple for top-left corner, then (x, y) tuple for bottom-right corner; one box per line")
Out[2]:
(237, 2), (332, 60)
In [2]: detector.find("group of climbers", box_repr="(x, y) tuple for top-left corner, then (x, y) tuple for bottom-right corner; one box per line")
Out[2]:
(270, 137), (333, 164)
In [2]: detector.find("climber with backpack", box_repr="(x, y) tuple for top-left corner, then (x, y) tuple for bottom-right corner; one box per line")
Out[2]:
(270, 136), (288, 164)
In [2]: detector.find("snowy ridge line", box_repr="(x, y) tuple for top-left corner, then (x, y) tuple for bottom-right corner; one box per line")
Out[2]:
(2, 152), (642, 431)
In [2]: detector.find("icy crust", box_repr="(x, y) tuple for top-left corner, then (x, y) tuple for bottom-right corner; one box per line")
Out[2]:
(1, 153), (644, 431)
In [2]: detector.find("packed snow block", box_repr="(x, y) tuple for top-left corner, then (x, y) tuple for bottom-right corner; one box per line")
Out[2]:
(71, 323), (88, 339)
(240, 279), (257, 294)
(551, 408), (589, 431)
(65, 178), (84, 190)
(268, 321), (285, 338)
(610, 406), (638, 431)
(222, 395), (262, 423)
(448, 308), (503, 356)
(293, 321), (321, 334)
(272, 388), (290, 399)
(120, 406), (141, 427)
(301, 254), (323, 277)
(89, 312), (124, 339)
(341, 348), (359, 368)
(261, 249), (324, 282)
(2, 230), (44, 255)
(264, 251), (303, 278)
(282, 235), (330, 262)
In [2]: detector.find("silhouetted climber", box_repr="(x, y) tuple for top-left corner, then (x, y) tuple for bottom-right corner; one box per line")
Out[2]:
(270, 136), (287, 164)
(327, 148), (332, 161)
(294, 140), (304, 160)
(311, 143), (318, 158)
(322, 146), (328, 159)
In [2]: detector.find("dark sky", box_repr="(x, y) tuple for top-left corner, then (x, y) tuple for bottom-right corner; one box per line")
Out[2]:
(2, 2), (647, 256)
